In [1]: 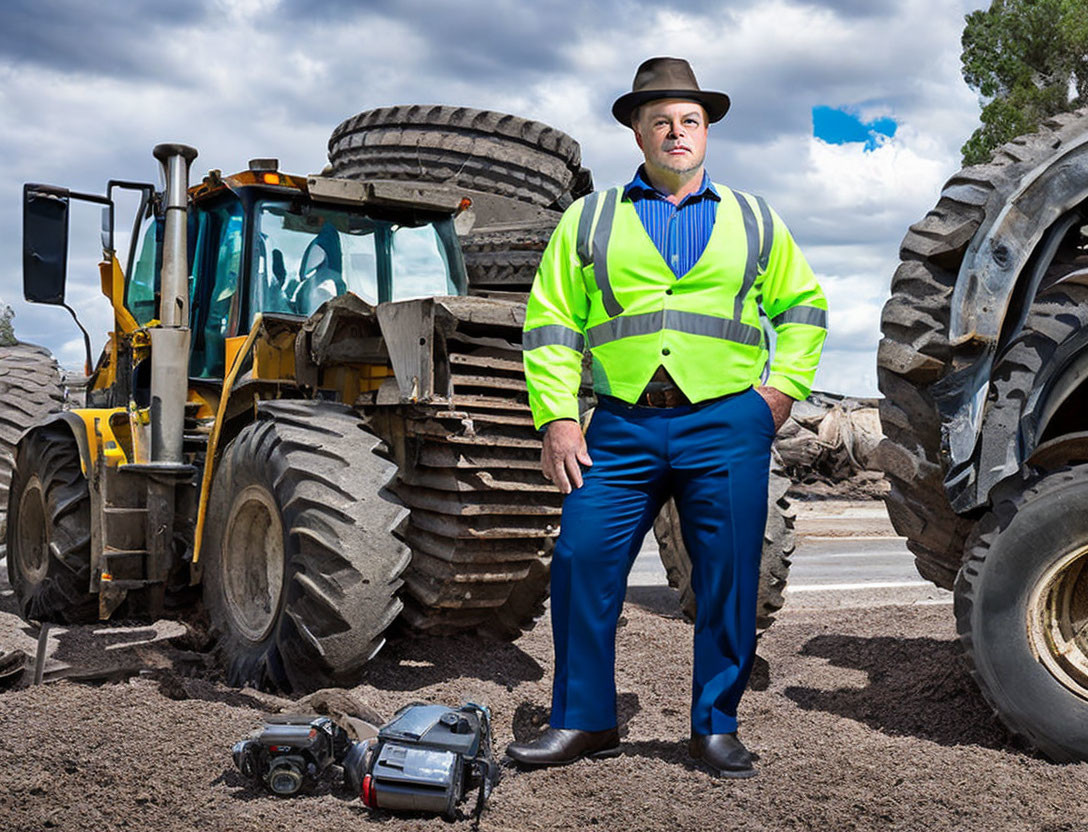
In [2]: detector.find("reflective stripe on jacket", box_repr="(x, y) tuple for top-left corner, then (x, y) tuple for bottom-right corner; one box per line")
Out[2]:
(522, 184), (828, 430)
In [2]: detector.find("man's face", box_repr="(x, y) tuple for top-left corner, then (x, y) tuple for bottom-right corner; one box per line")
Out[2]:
(633, 99), (708, 178)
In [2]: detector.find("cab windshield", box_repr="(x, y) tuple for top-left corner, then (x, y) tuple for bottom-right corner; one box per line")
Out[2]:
(250, 199), (462, 319)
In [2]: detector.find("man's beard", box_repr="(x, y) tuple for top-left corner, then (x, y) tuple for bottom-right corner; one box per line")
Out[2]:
(660, 153), (704, 176)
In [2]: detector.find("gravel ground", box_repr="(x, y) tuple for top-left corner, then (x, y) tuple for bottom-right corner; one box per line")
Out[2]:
(1, 583), (1086, 832)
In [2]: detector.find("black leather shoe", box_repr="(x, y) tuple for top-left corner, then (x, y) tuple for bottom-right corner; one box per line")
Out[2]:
(689, 732), (757, 778)
(506, 727), (620, 767)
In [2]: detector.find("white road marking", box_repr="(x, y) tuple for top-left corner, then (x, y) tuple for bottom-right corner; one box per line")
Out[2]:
(801, 535), (904, 542)
(793, 551), (912, 559)
(786, 580), (933, 592)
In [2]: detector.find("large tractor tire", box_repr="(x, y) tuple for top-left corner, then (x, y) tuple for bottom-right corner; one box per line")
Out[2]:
(876, 109), (1088, 588)
(956, 465), (1088, 761)
(0, 343), (65, 557)
(328, 106), (592, 298)
(653, 471), (795, 629)
(459, 222), (558, 297)
(202, 401), (409, 692)
(328, 105), (592, 211)
(5, 423), (97, 624)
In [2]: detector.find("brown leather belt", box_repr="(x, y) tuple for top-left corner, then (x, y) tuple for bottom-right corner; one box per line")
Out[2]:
(635, 366), (690, 407)
(635, 386), (691, 407)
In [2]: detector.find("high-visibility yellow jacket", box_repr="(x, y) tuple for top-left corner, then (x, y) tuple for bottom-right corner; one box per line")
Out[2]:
(522, 184), (828, 429)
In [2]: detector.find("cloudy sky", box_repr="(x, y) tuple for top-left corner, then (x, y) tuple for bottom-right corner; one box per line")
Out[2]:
(0, 0), (988, 395)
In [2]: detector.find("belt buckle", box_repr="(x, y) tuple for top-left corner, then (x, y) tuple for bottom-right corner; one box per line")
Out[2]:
(663, 388), (687, 407)
(639, 387), (686, 407)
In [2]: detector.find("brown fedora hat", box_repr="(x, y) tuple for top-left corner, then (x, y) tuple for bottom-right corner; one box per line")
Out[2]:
(612, 57), (730, 127)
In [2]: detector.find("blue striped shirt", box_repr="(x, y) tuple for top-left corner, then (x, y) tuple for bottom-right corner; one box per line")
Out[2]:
(622, 166), (720, 279)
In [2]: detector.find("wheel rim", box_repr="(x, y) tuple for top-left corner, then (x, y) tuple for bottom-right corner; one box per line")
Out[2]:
(1029, 544), (1088, 698)
(221, 485), (285, 643)
(13, 478), (49, 585)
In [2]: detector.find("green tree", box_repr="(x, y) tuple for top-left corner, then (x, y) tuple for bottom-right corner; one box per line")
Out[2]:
(960, 0), (1088, 165)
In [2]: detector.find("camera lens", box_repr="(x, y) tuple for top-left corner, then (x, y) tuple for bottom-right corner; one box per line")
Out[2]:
(268, 766), (303, 796)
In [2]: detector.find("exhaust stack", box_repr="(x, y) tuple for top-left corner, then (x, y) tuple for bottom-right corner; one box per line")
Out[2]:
(150, 143), (197, 464)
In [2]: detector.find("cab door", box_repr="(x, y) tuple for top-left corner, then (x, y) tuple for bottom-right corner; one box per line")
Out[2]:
(189, 195), (245, 378)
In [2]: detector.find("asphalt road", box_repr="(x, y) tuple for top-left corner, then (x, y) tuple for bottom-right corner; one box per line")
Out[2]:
(628, 499), (952, 610)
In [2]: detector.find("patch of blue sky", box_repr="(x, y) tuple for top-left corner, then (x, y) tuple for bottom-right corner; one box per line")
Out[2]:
(812, 106), (897, 151)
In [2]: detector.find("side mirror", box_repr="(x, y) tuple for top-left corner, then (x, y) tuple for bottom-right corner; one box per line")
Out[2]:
(23, 183), (70, 305)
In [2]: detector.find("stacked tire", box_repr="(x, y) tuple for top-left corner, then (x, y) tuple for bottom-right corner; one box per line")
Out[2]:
(327, 105), (593, 295)
(0, 342), (66, 559)
(327, 106), (595, 640)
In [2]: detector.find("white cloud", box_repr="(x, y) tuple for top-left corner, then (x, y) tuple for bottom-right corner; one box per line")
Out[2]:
(0, 0), (993, 400)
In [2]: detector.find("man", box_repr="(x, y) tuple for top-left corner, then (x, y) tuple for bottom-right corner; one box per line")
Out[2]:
(508, 57), (828, 778)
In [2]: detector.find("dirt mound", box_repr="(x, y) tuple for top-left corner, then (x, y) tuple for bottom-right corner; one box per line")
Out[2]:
(0, 596), (1084, 831)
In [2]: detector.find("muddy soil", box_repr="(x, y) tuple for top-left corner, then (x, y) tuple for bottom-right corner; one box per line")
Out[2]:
(0, 588), (1085, 832)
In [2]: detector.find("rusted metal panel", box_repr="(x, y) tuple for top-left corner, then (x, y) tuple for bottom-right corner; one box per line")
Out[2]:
(375, 299), (439, 402)
(448, 352), (525, 373)
(433, 410), (535, 428)
(306, 176), (463, 213)
(449, 394), (533, 413)
(453, 189), (559, 233)
(466, 289), (531, 304)
(445, 333), (521, 352)
(435, 296), (526, 329)
(450, 373), (528, 392)
(1025, 430), (1088, 471)
(406, 421), (543, 447)
(306, 293), (385, 362)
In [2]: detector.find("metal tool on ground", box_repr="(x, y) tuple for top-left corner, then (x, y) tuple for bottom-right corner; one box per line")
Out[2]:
(355, 702), (499, 822)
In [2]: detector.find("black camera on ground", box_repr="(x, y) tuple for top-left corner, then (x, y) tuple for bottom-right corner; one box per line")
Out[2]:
(231, 702), (499, 820)
(231, 714), (353, 796)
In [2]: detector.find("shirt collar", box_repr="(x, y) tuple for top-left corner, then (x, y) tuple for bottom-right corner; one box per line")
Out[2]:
(622, 165), (720, 204)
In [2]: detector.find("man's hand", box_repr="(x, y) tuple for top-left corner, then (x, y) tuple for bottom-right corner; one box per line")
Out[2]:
(541, 419), (593, 495)
(755, 385), (795, 433)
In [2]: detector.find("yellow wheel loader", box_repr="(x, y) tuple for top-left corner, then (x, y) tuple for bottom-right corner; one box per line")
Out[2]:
(10, 142), (560, 691)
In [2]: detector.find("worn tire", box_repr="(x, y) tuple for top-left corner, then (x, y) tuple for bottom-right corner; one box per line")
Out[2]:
(876, 109), (1088, 588)
(653, 471), (796, 629)
(477, 555), (550, 641)
(0, 344), (65, 556)
(5, 423), (97, 624)
(328, 105), (589, 210)
(202, 400), (409, 692)
(956, 465), (1088, 761)
(460, 223), (557, 294)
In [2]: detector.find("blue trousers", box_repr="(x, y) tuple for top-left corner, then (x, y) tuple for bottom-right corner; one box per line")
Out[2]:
(549, 387), (774, 736)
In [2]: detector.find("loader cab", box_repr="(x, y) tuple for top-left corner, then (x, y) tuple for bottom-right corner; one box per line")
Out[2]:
(182, 168), (468, 378)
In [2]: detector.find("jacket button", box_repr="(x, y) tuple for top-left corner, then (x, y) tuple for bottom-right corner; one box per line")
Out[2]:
(662, 348), (671, 356)
(665, 288), (673, 295)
